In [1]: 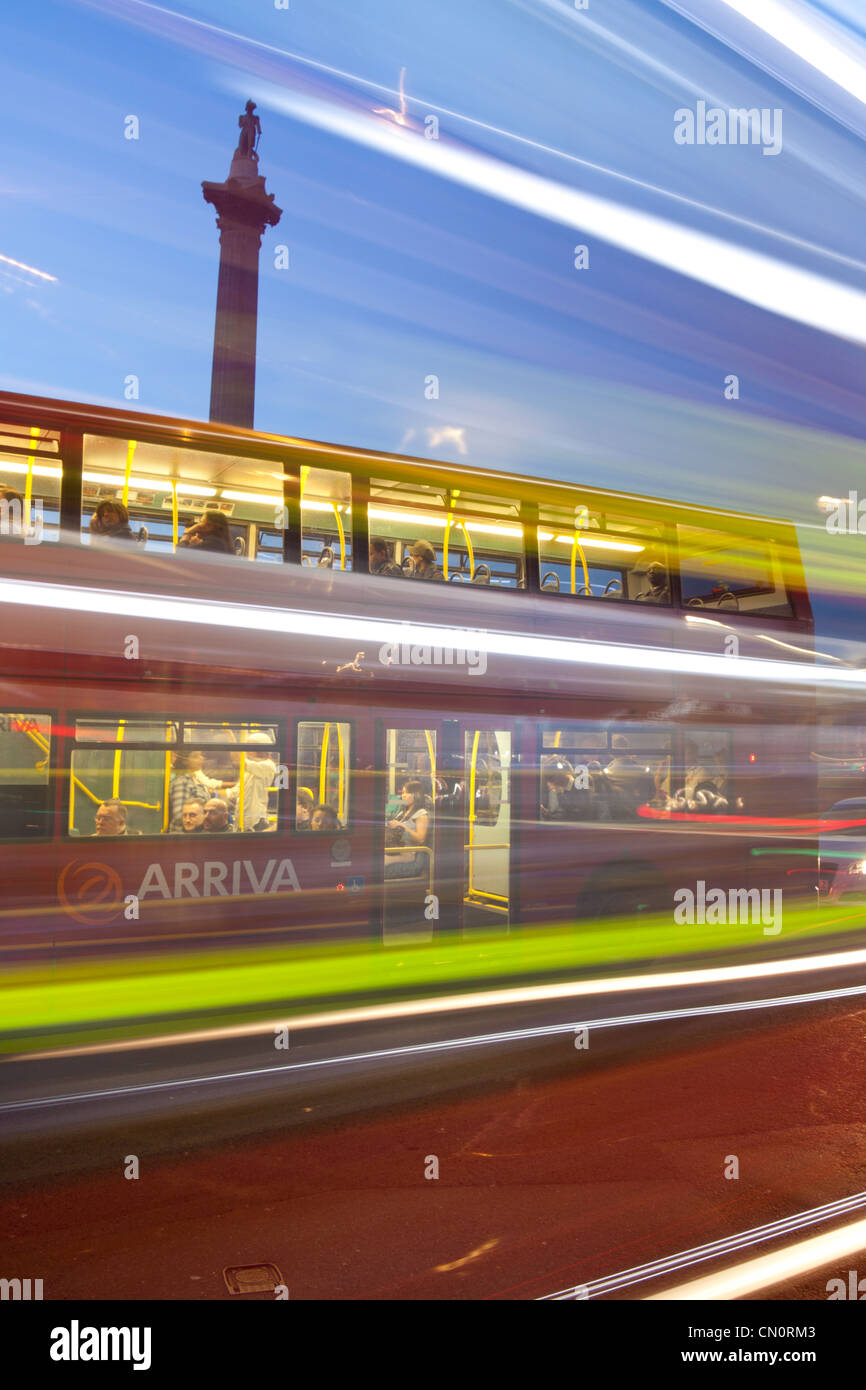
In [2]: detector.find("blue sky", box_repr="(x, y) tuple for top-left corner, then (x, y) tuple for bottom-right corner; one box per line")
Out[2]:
(3, 0), (866, 626)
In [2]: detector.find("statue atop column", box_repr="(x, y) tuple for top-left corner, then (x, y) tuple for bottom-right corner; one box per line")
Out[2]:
(236, 100), (262, 161)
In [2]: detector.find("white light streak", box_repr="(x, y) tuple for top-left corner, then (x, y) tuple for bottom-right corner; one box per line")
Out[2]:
(648, 1213), (866, 1300)
(0, 574), (859, 692)
(0, 252), (57, 282)
(14, 949), (866, 1063)
(255, 81), (866, 347)
(541, 1190), (866, 1300)
(717, 0), (866, 106)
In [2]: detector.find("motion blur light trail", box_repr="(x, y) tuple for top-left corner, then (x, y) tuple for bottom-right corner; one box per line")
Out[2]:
(647, 1213), (866, 1301)
(1, 575), (864, 690)
(7, 982), (866, 1104)
(541, 1190), (866, 1300)
(3, 904), (865, 1055)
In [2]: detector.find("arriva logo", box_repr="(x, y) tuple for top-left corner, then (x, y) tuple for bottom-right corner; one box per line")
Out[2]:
(58, 860), (124, 925)
(136, 859), (301, 899)
(58, 858), (302, 920)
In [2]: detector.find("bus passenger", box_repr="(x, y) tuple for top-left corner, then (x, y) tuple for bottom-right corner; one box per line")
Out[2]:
(407, 540), (444, 582)
(597, 757), (653, 822)
(180, 799), (206, 833)
(310, 803), (341, 832)
(369, 537), (404, 578)
(227, 732), (277, 832)
(384, 780), (429, 877)
(92, 799), (128, 836)
(89, 500), (136, 544)
(637, 562), (670, 604)
(296, 787), (315, 829)
(540, 756), (593, 822)
(178, 508), (234, 554)
(202, 798), (232, 833)
(169, 751), (221, 831)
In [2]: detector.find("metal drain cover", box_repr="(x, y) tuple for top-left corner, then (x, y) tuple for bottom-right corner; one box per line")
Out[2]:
(223, 1263), (284, 1295)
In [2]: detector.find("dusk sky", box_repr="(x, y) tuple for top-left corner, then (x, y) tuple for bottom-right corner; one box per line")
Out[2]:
(4, 0), (866, 613)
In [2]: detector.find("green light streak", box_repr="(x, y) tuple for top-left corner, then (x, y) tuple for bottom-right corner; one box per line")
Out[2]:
(3, 902), (865, 1054)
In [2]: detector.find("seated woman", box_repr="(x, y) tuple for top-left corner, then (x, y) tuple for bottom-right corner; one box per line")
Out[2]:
(384, 780), (430, 878)
(178, 508), (234, 554)
(89, 499), (136, 543)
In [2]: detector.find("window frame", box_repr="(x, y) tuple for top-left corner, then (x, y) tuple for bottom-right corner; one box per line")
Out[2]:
(293, 715), (356, 835)
(0, 708), (57, 843)
(64, 711), (287, 841)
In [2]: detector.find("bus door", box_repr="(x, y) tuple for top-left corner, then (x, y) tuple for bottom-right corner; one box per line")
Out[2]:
(382, 724), (441, 943)
(462, 725), (512, 931)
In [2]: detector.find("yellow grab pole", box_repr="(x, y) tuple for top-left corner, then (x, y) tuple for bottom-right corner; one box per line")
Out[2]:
(424, 729), (436, 791)
(112, 720), (126, 798)
(335, 723), (346, 820)
(24, 426), (39, 532)
(331, 503), (346, 570)
(162, 722), (172, 832)
(570, 534), (590, 594)
(319, 722), (331, 803)
(121, 440), (137, 508)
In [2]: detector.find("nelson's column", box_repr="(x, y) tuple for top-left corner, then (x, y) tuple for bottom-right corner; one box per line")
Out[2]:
(202, 101), (282, 428)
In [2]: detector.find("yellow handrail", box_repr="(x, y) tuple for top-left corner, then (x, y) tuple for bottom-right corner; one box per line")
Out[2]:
(121, 440), (137, 508)
(331, 503), (346, 570)
(443, 515), (475, 581)
(112, 720), (126, 798)
(384, 842), (434, 893)
(319, 722), (330, 804)
(171, 481), (178, 550)
(570, 534), (590, 595)
(424, 729), (436, 792)
(336, 722), (345, 819)
(25, 426), (38, 532)
(162, 722), (173, 832)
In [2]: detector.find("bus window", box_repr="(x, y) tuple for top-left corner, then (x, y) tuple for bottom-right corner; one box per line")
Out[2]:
(368, 477), (524, 587)
(295, 721), (350, 830)
(0, 713), (52, 838)
(301, 466), (352, 571)
(465, 729), (511, 923)
(677, 525), (793, 618)
(0, 422), (61, 543)
(539, 725), (672, 822)
(69, 718), (281, 836)
(384, 728), (436, 879)
(538, 503), (668, 603)
(81, 435), (287, 559)
(383, 727), (437, 943)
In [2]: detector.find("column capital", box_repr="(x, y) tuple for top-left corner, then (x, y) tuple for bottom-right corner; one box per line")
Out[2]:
(202, 177), (283, 233)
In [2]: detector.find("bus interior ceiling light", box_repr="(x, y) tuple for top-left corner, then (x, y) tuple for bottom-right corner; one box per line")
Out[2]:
(0, 575), (861, 691)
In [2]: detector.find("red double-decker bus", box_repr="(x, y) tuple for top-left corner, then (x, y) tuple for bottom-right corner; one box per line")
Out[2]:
(0, 392), (832, 955)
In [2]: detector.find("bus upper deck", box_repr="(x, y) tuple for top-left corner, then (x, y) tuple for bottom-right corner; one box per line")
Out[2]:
(0, 392), (812, 640)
